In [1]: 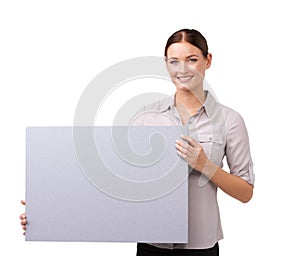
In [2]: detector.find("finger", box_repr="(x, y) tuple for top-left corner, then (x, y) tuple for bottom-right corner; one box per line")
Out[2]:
(23, 231), (26, 236)
(19, 213), (26, 220)
(175, 142), (189, 154)
(179, 144), (195, 157)
(21, 219), (27, 225)
(180, 135), (197, 147)
(175, 139), (186, 147)
(21, 200), (26, 206)
(23, 226), (26, 230)
(176, 149), (187, 160)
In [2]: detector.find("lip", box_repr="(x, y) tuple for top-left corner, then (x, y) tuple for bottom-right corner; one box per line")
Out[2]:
(177, 76), (193, 83)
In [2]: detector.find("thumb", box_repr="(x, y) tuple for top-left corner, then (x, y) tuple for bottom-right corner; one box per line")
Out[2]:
(21, 200), (26, 205)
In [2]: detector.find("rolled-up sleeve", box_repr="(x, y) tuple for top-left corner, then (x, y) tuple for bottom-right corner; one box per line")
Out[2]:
(225, 113), (255, 185)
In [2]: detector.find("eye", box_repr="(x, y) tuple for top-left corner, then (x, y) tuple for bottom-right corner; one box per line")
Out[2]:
(168, 60), (179, 65)
(188, 58), (198, 63)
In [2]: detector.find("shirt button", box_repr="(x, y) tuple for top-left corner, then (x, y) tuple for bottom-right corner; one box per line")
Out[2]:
(187, 118), (194, 125)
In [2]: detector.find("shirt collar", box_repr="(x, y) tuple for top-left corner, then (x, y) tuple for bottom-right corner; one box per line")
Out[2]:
(202, 90), (218, 118)
(158, 90), (218, 117)
(159, 95), (175, 112)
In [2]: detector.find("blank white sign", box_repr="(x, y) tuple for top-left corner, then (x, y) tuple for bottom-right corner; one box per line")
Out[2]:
(26, 126), (188, 243)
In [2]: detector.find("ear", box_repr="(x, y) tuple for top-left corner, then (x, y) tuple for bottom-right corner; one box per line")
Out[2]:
(206, 53), (212, 69)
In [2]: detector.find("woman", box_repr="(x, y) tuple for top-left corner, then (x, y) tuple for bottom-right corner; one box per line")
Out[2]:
(133, 29), (254, 255)
(20, 29), (254, 256)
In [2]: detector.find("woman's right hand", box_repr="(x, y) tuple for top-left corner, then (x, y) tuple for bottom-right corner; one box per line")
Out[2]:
(19, 200), (26, 236)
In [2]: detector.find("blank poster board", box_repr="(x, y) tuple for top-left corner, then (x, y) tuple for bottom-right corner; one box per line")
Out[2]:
(26, 126), (188, 243)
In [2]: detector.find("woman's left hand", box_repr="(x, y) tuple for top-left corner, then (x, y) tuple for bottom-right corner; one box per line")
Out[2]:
(175, 135), (209, 173)
(176, 135), (253, 203)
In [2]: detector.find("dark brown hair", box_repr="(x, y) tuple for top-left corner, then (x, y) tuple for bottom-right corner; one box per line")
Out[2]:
(164, 29), (209, 58)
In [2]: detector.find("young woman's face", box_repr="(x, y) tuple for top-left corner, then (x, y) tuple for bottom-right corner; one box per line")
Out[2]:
(166, 42), (211, 92)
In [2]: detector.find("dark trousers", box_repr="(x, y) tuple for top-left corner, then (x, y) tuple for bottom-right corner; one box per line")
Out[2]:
(136, 242), (219, 256)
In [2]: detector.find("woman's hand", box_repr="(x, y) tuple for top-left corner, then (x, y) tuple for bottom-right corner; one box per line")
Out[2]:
(19, 200), (26, 236)
(175, 135), (209, 173)
(176, 135), (253, 203)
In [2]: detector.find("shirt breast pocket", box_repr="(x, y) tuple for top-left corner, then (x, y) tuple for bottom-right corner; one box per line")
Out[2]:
(198, 135), (224, 165)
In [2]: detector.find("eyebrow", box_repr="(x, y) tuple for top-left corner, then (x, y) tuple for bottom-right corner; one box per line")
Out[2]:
(167, 54), (200, 60)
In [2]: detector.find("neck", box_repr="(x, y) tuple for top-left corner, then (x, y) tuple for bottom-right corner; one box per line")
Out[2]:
(175, 88), (206, 116)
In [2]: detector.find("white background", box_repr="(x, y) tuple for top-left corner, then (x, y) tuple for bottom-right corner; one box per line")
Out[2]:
(1, 0), (299, 255)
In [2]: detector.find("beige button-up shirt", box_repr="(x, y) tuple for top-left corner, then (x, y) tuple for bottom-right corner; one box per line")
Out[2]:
(131, 91), (254, 249)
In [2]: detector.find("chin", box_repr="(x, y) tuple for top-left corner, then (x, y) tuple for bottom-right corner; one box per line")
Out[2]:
(175, 82), (200, 93)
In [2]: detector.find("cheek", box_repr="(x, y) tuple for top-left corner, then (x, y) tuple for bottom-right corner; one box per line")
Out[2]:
(192, 64), (206, 77)
(167, 67), (178, 80)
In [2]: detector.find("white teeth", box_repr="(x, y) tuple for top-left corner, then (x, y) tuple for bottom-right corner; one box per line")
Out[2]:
(178, 76), (192, 81)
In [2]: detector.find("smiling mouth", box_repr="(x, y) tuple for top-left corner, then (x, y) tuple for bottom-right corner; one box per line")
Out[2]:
(177, 76), (193, 83)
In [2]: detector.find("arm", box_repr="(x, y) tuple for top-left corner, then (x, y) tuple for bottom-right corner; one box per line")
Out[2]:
(200, 158), (253, 203)
(176, 134), (254, 203)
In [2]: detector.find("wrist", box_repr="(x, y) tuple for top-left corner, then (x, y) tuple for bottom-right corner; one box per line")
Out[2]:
(201, 159), (220, 180)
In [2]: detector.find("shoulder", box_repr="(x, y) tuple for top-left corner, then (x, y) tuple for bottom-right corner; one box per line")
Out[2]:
(130, 96), (173, 126)
(134, 95), (172, 116)
(219, 104), (249, 138)
(143, 95), (173, 112)
(219, 103), (241, 120)
(220, 103), (245, 123)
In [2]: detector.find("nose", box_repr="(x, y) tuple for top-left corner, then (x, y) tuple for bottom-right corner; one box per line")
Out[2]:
(178, 61), (188, 73)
